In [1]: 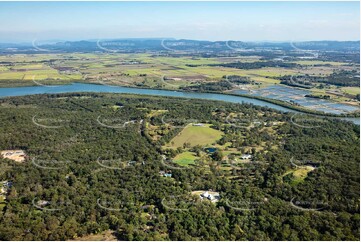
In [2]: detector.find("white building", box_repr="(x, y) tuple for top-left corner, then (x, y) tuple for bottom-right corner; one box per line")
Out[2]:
(200, 191), (220, 202)
(241, 154), (252, 160)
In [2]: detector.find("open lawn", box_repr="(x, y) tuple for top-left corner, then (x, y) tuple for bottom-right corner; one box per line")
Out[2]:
(173, 151), (198, 166)
(165, 124), (224, 148)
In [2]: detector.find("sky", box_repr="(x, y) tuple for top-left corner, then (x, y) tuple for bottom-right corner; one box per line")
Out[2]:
(0, 1), (359, 43)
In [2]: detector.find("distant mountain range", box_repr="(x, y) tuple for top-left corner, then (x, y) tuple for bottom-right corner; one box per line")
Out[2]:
(0, 39), (359, 54)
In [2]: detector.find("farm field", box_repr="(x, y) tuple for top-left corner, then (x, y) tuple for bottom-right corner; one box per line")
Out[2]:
(293, 60), (349, 66)
(0, 53), (353, 88)
(0, 52), (359, 115)
(341, 86), (360, 95)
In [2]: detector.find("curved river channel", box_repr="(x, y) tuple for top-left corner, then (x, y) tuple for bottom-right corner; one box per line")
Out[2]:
(0, 83), (359, 125)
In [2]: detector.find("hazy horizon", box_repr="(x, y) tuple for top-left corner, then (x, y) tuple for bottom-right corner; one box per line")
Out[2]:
(0, 1), (359, 43)
(1, 38), (361, 45)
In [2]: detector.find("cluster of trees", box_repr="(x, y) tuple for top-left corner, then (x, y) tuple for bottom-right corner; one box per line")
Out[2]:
(181, 80), (232, 92)
(280, 71), (360, 89)
(279, 76), (314, 89)
(320, 51), (360, 64)
(0, 93), (359, 240)
(305, 94), (331, 100)
(222, 75), (252, 84)
(318, 70), (360, 87)
(181, 75), (255, 92)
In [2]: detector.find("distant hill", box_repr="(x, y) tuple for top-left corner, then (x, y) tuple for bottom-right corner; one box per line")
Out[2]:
(0, 38), (359, 54)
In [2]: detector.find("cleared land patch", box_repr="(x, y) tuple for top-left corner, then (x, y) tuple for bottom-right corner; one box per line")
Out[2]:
(0, 150), (26, 162)
(282, 166), (315, 185)
(173, 151), (198, 166)
(71, 230), (117, 241)
(164, 124), (224, 149)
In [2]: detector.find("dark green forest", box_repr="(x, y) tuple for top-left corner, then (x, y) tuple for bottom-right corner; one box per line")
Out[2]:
(0, 93), (359, 240)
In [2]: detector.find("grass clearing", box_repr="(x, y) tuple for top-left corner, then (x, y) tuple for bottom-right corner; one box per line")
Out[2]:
(173, 151), (198, 166)
(147, 109), (168, 117)
(282, 166), (315, 185)
(165, 124), (224, 148)
(341, 87), (360, 95)
(0, 195), (5, 212)
(0, 66), (9, 71)
(293, 166), (315, 178)
(71, 230), (117, 241)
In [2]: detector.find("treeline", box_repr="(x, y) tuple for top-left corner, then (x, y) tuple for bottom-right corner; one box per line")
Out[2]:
(280, 71), (360, 88)
(280, 79), (314, 89)
(181, 81), (232, 92)
(318, 70), (360, 87)
(181, 75), (256, 93)
(305, 94), (331, 99)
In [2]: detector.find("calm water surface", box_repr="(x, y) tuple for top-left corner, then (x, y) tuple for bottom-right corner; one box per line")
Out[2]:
(0, 83), (359, 125)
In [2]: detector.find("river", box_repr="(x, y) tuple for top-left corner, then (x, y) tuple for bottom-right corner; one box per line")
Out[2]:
(0, 83), (359, 125)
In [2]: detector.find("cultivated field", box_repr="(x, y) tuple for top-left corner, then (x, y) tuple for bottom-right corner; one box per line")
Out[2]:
(0, 53), (353, 89)
(0, 53), (358, 113)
